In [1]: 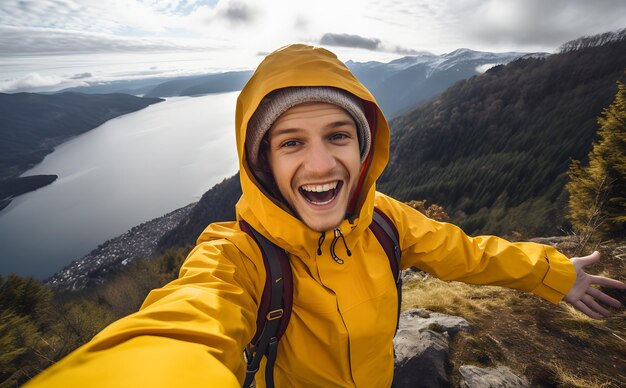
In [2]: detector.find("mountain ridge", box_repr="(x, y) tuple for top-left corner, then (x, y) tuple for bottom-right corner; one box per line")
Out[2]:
(379, 36), (626, 235)
(57, 49), (529, 120)
(347, 48), (534, 118)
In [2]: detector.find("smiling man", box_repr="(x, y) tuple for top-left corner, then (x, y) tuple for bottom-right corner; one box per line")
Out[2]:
(27, 44), (625, 388)
(247, 88), (368, 232)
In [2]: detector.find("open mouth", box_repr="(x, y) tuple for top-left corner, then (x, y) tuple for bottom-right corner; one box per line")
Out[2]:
(299, 181), (343, 205)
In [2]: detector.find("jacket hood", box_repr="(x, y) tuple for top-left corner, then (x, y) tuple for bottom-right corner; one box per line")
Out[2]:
(235, 44), (390, 256)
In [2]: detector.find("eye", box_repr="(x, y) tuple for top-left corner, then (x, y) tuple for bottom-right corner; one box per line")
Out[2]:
(329, 132), (351, 141)
(280, 139), (300, 148)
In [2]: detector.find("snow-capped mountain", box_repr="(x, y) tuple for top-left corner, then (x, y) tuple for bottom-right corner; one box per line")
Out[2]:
(347, 49), (549, 118)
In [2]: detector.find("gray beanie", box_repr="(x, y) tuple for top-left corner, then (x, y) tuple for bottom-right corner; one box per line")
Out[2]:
(246, 87), (371, 176)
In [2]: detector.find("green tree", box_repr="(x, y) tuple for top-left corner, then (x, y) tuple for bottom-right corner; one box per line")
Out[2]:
(567, 80), (626, 242)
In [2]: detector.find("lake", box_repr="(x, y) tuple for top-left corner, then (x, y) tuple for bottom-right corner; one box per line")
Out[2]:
(0, 92), (240, 279)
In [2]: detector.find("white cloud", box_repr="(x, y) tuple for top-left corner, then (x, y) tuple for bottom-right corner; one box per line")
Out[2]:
(0, 26), (215, 55)
(0, 73), (69, 92)
(1, 0), (625, 57)
(447, 0), (626, 51)
(1, 0), (626, 92)
(359, 0), (626, 53)
(0, 0), (260, 43)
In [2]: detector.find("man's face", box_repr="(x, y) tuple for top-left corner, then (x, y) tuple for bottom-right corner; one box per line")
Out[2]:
(267, 102), (362, 232)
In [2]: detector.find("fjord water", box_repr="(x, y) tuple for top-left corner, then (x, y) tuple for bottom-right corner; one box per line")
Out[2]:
(0, 92), (239, 279)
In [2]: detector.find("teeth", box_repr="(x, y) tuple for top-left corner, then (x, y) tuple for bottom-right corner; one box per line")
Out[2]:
(310, 197), (333, 205)
(301, 181), (338, 192)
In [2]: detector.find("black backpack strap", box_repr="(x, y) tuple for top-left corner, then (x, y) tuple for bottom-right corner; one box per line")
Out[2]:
(369, 207), (402, 333)
(240, 220), (293, 388)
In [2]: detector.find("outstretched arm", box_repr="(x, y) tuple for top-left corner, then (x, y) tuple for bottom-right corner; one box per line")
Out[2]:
(25, 237), (262, 388)
(564, 251), (625, 319)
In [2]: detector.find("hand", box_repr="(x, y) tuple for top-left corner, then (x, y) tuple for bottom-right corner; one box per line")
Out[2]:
(564, 251), (625, 319)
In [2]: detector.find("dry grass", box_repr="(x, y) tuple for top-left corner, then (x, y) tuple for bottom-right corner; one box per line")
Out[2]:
(401, 238), (626, 387)
(401, 277), (517, 320)
(547, 361), (614, 388)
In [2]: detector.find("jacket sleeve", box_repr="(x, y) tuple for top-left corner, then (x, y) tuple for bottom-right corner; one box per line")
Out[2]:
(376, 194), (576, 304)
(25, 237), (263, 387)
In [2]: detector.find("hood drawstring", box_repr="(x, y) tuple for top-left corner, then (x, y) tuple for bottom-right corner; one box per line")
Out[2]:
(317, 229), (352, 264)
(330, 228), (352, 265)
(317, 232), (326, 256)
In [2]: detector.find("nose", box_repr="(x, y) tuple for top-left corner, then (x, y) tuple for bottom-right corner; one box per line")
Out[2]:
(305, 139), (337, 174)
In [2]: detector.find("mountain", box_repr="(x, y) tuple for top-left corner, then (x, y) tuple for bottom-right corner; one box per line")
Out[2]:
(59, 71), (254, 98)
(58, 77), (176, 95)
(142, 51), (525, 105)
(378, 33), (626, 236)
(142, 71), (253, 97)
(58, 50), (528, 117)
(0, 92), (163, 203)
(347, 49), (535, 118)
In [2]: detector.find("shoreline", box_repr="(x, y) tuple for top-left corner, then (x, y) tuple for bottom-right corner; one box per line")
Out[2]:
(0, 174), (58, 211)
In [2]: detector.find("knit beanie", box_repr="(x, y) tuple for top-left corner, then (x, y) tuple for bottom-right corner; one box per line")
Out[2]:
(246, 87), (371, 180)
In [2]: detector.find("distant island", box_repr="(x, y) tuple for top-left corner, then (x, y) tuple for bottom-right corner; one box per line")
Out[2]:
(0, 175), (58, 211)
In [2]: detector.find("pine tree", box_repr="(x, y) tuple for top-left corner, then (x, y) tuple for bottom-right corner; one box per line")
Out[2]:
(566, 80), (626, 242)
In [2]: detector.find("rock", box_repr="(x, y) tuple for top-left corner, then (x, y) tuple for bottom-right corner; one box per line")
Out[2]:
(393, 308), (472, 387)
(399, 308), (472, 334)
(393, 329), (450, 388)
(400, 268), (426, 283)
(459, 365), (530, 388)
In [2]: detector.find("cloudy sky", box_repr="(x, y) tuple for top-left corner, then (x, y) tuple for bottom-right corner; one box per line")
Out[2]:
(1, 0), (625, 92)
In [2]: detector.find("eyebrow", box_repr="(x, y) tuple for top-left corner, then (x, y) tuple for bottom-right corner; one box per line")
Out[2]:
(327, 120), (357, 129)
(270, 120), (357, 138)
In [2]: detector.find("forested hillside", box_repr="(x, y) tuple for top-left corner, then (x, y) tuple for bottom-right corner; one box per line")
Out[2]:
(157, 173), (241, 251)
(379, 32), (626, 236)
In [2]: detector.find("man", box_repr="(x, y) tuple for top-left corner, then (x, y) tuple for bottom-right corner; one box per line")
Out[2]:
(27, 44), (624, 387)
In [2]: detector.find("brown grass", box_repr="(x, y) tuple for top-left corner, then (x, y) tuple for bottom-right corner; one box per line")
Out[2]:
(547, 361), (613, 388)
(401, 238), (626, 387)
(402, 277), (516, 320)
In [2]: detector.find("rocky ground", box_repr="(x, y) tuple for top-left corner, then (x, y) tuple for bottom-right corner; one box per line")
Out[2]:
(393, 307), (530, 387)
(45, 203), (195, 291)
(398, 238), (625, 387)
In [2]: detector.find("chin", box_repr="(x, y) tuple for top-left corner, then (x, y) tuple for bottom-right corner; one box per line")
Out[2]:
(301, 214), (344, 232)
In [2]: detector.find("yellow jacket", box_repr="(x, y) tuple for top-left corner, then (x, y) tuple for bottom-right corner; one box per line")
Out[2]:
(27, 44), (576, 387)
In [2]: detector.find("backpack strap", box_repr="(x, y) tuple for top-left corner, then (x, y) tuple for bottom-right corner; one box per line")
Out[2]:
(369, 207), (402, 333)
(240, 220), (293, 388)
